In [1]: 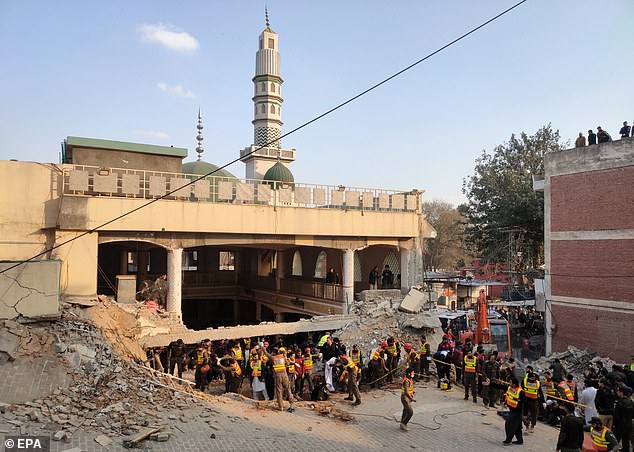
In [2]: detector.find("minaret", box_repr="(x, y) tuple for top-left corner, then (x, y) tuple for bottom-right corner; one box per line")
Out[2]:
(240, 8), (296, 180)
(196, 107), (204, 161)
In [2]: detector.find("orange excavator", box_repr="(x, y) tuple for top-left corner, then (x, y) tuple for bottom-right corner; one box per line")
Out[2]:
(459, 289), (511, 357)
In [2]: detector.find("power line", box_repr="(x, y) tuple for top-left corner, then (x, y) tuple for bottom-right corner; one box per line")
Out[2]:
(0, 0), (530, 276)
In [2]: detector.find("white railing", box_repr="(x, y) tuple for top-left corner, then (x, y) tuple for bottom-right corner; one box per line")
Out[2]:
(62, 165), (422, 212)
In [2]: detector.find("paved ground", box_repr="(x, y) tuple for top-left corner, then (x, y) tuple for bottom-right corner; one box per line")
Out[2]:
(1, 377), (560, 451)
(0, 357), (70, 404)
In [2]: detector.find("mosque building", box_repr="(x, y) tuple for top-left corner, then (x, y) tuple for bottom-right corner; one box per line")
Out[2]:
(0, 12), (435, 327)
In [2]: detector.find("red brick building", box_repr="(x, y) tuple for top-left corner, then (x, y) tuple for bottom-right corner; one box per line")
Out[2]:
(537, 138), (634, 363)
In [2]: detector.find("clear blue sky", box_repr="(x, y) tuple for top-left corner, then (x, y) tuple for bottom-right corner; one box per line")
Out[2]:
(1, 1), (632, 205)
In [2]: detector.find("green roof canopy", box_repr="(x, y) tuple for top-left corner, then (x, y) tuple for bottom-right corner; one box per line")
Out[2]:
(66, 136), (187, 158)
(182, 160), (235, 178)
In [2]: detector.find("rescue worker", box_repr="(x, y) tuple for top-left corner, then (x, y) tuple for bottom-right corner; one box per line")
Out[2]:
(565, 374), (578, 403)
(340, 356), (362, 405)
(503, 378), (524, 446)
(298, 347), (315, 398)
(556, 377), (575, 404)
(543, 370), (557, 400)
(463, 348), (478, 403)
(403, 343), (420, 382)
(193, 343), (210, 392)
(216, 356), (243, 393)
(613, 385), (633, 452)
(369, 342), (389, 388)
(230, 340), (244, 373)
(400, 368), (416, 432)
(249, 350), (269, 400)
(265, 346), (295, 412)
(286, 350), (297, 397)
(385, 337), (400, 383)
(521, 372), (543, 433)
(584, 417), (619, 452)
(420, 335), (432, 378)
(167, 338), (186, 379)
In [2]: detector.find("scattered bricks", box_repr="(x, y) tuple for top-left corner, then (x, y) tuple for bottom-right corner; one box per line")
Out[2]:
(150, 432), (170, 442)
(53, 430), (66, 441)
(94, 434), (112, 447)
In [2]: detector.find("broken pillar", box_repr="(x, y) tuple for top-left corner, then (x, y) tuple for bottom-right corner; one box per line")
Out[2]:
(166, 247), (182, 320)
(400, 247), (409, 294)
(343, 249), (354, 314)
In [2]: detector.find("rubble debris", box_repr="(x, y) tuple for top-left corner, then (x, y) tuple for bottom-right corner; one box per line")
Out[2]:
(94, 434), (112, 447)
(122, 426), (163, 448)
(528, 345), (618, 379)
(398, 287), (426, 313)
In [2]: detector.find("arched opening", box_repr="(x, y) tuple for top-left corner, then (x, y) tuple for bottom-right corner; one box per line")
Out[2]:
(97, 241), (167, 298)
(270, 104), (276, 114)
(292, 250), (303, 276)
(271, 82), (276, 92)
(314, 250), (327, 279)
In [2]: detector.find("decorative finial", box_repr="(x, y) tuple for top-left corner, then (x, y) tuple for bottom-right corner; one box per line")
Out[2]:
(265, 5), (270, 28)
(196, 107), (204, 161)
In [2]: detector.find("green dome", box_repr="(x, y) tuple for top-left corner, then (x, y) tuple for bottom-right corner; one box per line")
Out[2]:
(182, 160), (235, 178)
(263, 162), (294, 183)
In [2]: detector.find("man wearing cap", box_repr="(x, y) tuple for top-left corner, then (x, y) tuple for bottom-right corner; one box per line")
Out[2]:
(298, 347), (315, 398)
(400, 367), (416, 432)
(369, 342), (388, 388)
(556, 402), (584, 452)
(463, 348), (478, 403)
(584, 417), (619, 452)
(264, 346), (295, 412)
(503, 378), (525, 446)
(620, 121), (631, 139)
(404, 343), (420, 382)
(521, 372), (543, 433)
(613, 385), (633, 452)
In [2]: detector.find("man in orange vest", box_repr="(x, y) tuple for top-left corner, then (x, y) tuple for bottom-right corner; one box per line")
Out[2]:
(521, 372), (543, 433)
(249, 350), (269, 401)
(503, 378), (524, 446)
(340, 356), (362, 405)
(298, 347), (315, 399)
(216, 357), (243, 393)
(400, 368), (417, 432)
(264, 346), (295, 413)
(463, 348), (478, 403)
(584, 417), (619, 452)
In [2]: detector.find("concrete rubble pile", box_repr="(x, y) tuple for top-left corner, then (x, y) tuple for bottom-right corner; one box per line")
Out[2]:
(529, 345), (618, 379)
(0, 316), (204, 445)
(335, 289), (443, 361)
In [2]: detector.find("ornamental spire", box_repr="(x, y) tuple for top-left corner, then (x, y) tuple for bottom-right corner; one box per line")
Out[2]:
(196, 107), (204, 161)
(265, 5), (270, 29)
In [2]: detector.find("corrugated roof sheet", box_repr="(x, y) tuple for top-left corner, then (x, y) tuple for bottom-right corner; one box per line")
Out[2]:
(66, 136), (187, 158)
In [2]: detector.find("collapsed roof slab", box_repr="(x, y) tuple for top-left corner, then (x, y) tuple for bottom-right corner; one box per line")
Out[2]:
(141, 314), (356, 348)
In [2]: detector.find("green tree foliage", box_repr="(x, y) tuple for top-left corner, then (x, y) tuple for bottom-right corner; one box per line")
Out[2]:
(462, 124), (567, 269)
(422, 200), (472, 271)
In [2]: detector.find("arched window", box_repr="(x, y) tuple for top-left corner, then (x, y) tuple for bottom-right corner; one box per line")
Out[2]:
(261, 104), (265, 114)
(314, 251), (327, 279)
(354, 252), (362, 282)
(270, 104), (276, 114)
(261, 82), (266, 92)
(271, 82), (276, 92)
(292, 250), (303, 276)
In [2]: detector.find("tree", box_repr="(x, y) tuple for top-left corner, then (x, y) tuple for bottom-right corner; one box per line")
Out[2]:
(422, 200), (472, 271)
(462, 124), (567, 272)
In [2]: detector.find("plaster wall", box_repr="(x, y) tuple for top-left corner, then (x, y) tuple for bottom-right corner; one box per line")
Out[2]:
(0, 260), (60, 319)
(70, 148), (183, 173)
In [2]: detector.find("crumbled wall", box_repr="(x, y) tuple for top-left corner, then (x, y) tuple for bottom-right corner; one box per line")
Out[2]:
(0, 261), (60, 319)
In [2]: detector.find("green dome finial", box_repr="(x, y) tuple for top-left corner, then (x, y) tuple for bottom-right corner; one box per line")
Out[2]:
(263, 162), (294, 184)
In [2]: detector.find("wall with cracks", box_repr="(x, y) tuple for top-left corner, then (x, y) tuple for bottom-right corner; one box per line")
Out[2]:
(0, 260), (60, 319)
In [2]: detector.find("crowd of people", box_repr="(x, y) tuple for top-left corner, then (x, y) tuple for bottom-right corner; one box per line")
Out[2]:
(145, 333), (634, 450)
(575, 121), (634, 147)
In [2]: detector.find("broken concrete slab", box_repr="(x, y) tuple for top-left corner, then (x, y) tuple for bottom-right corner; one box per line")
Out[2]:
(0, 330), (19, 359)
(94, 434), (112, 447)
(398, 287), (425, 313)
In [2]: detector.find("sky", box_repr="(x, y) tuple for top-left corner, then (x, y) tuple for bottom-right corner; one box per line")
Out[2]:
(1, 0), (633, 206)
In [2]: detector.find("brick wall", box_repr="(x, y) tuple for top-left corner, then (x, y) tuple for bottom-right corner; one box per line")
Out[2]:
(551, 166), (634, 231)
(551, 240), (634, 302)
(551, 303), (633, 363)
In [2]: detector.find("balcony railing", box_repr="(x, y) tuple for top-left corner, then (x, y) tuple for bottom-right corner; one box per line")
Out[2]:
(281, 278), (345, 302)
(61, 165), (421, 213)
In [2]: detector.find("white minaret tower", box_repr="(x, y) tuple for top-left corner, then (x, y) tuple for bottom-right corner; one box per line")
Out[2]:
(240, 7), (296, 180)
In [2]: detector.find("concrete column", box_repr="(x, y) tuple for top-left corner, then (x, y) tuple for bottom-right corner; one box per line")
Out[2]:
(120, 250), (128, 275)
(255, 302), (262, 322)
(274, 311), (284, 323)
(400, 248), (410, 294)
(233, 300), (240, 325)
(545, 299), (553, 356)
(275, 251), (285, 291)
(166, 248), (183, 320)
(342, 249), (354, 314)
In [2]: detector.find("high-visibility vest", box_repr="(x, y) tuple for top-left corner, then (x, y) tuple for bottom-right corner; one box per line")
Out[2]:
(421, 341), (430, 354)
(351, 350), (361, 364)
(318, 334), (329, 347)
(303, 354), (313, 371)
(506, 386), (521, 408)
(401, 377), (415, 396)
(545, 378), (556, 397)
(196, 350), (205, 365)
(523, 379), (540, 399)
(372, 349), (383, 361)
(464, 355), (477, 373)
(232, 346), (243, 360)
(231, 362), (242, 377)
(567, 380), (577, 395)
(287, 357), (296, 374)
(558, 381), (574, 401)
(273, 354), (286, 373)
(344, 361), (358, 373)
(407, 351), (419, 364)
(630, 362), (634, 372)
(251, 359), (262, 377)
(387, 343), (397, 356)
(591, 426), (610, 451)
